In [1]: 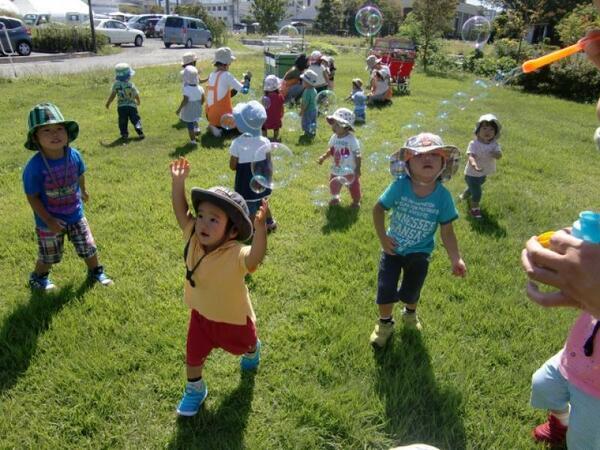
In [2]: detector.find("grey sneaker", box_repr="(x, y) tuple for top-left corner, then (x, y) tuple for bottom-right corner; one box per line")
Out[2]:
(402, 309), (422, 331)
(370, 320), (394, 347)
(29, 272), (56, 291)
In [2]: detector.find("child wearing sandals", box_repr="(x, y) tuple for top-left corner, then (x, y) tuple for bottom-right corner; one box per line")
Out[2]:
(459, 114), (502, 219)
(170, 157), (269, 416)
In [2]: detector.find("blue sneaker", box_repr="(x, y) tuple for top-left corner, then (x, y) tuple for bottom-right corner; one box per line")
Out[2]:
(240, 339), (261, 371)
(88, 265), (114, 286)
(29, 272), (56, 291)
(176, 380), (208, 416)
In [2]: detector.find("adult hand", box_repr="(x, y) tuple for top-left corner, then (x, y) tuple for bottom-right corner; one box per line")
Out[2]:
(584, 29), (600, 70)
(521, 230), (600, 318)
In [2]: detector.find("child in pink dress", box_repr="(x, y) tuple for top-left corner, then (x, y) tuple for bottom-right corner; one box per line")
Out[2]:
(261, 75), (285, 142)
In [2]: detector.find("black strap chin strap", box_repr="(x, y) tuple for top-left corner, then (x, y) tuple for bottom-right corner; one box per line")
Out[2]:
(583, 320), (600, 357)
(183, 224), (205, 288)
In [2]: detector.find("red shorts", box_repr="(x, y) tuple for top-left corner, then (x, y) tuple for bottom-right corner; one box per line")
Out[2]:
(186, 310), (257, 366)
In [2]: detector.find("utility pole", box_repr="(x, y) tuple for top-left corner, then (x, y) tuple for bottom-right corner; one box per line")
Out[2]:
(87, 0), (97, 53)
(166, 0), (170, 14)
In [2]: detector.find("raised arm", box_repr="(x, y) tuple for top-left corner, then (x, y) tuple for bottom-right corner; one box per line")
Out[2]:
(170, 157), (193, 231)
(245, 200), (269, 271)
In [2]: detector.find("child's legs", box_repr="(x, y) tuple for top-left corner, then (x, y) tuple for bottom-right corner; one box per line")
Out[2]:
(66, 218), (99, 269)
(567, 383), (600, 450)
(465, 175), (486, 205)
(302, 110), (317, 134)
(273, 128), (280, 140)
(186, 121), (196, 141)
(376, 252), (403, 317)
(329, 174), (342, 197)
(347, 176), (361, 202)
(34, 227), (66, 273)
(117, 107), (129, 136)
(530, 351), (570, 411)
(186, 310), (211, 378)
(127, 106), (142, 131)
(398, 253), (430, 311)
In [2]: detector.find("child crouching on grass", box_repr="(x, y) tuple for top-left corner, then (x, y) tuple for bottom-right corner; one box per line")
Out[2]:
(370, 133), (466, 346)
(170, 157), (268, 416)
(23, 103), (113, 291)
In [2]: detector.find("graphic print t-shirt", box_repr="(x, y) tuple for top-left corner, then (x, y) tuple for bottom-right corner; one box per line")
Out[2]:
(23, 147), (86, 228)
(327, 133), (361, 171)
(378, 176), (458, 255)
(112, 80), (139, 107)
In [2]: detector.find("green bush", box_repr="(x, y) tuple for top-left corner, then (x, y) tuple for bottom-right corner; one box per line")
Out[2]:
(463, 53), (517, 78)
(307, 41), (339, 56)
(32, 25), (109, 53)
(494, 38), (536, 61)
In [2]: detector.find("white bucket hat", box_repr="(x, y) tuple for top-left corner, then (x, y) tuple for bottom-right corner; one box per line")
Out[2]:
(398, 132), (460, 182)
(310, 50), (322, 62)
(181, 66), (199, 85)
(181, 51), (197, 66)
(475, 113), (501, 138)
(263, 74), (282, 92)
(326, 108), (355, 130)
(366, 54), (382, 70)
(300, 69), (319, 86)
(214, 47), (236, 65)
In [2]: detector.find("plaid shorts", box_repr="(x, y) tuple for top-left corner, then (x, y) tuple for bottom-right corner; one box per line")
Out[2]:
(35, 217), (97, 264)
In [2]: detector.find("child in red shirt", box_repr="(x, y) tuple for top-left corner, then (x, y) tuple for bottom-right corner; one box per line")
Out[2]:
(261, 75), (285, 142)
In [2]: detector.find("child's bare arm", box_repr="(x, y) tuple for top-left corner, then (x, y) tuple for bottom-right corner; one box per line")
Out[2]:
(317, 150), (331, 164)
(26, 194), (65, 233)
(246, 200), (268, 271)
(176, 95), (188, 115)
(105, 91), (116, 108)
(79, 174), (89, 202)
(373, 202), (396, 255)
(468, 154), (481, 171)
(229, 155), (238, 171)
(355, 154), (362, 177)
(440, 222), (466, 277)
(170, 158), (193, 231)
(135, 94), (141, 105)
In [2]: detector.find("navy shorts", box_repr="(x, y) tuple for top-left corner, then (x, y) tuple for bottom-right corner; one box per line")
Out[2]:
(376, 252), (430, 305)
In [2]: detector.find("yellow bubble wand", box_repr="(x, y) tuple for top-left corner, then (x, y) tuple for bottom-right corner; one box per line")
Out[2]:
(522, 35), (600, 73)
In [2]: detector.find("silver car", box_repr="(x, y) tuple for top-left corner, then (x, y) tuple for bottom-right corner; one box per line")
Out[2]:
(163, 15), (212, 49)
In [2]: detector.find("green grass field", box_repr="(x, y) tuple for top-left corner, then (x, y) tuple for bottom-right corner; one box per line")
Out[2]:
(0, 47), (598, 449)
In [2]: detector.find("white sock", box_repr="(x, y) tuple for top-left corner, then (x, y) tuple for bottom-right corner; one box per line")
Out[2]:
(188, 379), (204, 390)
(553, 407), (570, 426)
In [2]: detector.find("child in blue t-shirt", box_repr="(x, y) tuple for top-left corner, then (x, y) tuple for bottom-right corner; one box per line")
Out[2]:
(105, 63), (144, 140)
(22, 103), (113, 291)
(348, 78), (367, 124)
(370, 132), (466, 346)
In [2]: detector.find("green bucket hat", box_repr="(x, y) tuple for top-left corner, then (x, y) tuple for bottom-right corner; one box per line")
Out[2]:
(25, 103), (79, 151)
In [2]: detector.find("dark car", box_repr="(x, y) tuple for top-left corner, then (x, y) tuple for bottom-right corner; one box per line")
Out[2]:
(127, 14), (163, 31)
(144, 18), (160, 38)
(0, 16), (32, 56)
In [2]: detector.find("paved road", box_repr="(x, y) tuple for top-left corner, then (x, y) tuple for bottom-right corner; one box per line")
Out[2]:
(0, 38), (219, 77)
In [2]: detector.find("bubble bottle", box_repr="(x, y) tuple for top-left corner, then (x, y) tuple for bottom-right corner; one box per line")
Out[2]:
(538, 211), (600, 248)
(241, 71), (252, 94)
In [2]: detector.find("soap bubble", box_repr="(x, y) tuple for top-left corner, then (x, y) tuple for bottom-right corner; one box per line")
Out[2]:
(413, 111), (426, 121)
(250, 176), (267, 194)
(331, 171), (356, 187)
(278, 24), (299, 37)
(389, 151), (406, 178)
(368, 152), (388, 172)
(461, 16), (491, 49)
(262, 95), (271, 109)
(311, 184), (330, 207)
(316, 89), (337, 115)
(220, 113), (236, 130)
(284, 111), (300, 133)
(453, 91), (469, 111)
(439, 99), (453, 113)
(218, 173), (232, 185)
(245, 88), (258, 101)
(251, 142), (295, 190)
(355, 6), (383, 37)
(400, 123), (422, 137)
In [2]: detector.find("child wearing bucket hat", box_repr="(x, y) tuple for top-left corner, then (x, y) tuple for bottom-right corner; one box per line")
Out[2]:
(317, 108), (362, 207)
(299, 69), (319, 137)
(169, 157), (269, 416)
(347, 78), (367, 124)
(308, 50), (330, 93)
(205, 47), (251, 137)
(105, 63), (144, 140)
(370, 132), (466, 345)
(458, 114), (502, 219)
(22, 103), (113, 291)
(176, 65), (205, 145)
(229, 101), (277, 231)
(262, 75), (285, 142)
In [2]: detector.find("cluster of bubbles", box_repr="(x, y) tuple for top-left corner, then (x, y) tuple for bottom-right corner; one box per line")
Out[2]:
(354, 6), (383, 37)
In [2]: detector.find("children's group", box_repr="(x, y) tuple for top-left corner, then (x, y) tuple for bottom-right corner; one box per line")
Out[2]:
(17, 33), (600, 449)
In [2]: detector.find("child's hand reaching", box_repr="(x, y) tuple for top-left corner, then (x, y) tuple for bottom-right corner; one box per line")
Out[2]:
(254, 199), (269, 229)
(170, 157), (190, 181)
(380, 235), (397, 255)
(451, 258), (467, 277)
(317, 155), (326, 165)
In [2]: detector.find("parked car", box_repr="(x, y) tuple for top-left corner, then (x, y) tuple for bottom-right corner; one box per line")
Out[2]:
(163, 15), (212, 49)
(127, 14), (163, 31)
(143, 18), (160, 38)
(107, 12), (136, 23)
(232, 23), (247, 34)
(93, 19), (144, 46)
(0, 16), (32, 56)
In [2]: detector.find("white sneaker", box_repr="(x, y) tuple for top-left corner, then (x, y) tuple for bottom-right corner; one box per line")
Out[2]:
(209, 125), (222, 137)
(193, 127), (200, 135)
(190, 140), (197, 145)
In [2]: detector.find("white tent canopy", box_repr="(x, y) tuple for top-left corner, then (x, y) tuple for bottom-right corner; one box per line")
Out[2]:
(10, 0), (89, 15)
(0, 0), (19, 14)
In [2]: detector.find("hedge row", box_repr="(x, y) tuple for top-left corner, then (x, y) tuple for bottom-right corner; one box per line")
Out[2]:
(32, 25), (109, 53)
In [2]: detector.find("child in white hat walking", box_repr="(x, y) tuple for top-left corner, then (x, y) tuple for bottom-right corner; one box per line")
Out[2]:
(176, 65), (205, 146)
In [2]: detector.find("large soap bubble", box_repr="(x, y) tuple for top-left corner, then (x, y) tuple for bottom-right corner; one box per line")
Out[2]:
(461, 16), (491, 49)
(284, 111), (300, 133)
(355, 6), (383, 37)
(316, 90), (337, 115)
(389, 152), (406, 178)
(311, 184), (330, 207)
(251, 142), (295, 190)
(278, 24), (299, 37)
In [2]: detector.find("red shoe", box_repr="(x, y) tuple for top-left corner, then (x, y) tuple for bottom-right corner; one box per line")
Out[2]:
(532, 414), (568, 445)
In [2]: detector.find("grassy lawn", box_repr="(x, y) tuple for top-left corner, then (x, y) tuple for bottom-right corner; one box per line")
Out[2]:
(0, 47), (598, 449)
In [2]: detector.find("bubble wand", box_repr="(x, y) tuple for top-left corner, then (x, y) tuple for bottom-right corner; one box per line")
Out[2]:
(522, 35), (600, 73)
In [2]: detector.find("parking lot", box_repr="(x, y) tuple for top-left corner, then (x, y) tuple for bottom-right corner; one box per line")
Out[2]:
(0, 37), (219, 77)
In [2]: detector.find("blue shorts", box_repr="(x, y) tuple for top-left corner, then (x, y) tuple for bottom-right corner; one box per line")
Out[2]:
(376, 252), (430, 305)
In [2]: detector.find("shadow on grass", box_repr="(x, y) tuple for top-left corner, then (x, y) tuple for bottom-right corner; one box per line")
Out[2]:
(170, 142), (200, 158)
(0, 281), (92, 395)
(368, 100), (393, 109)
(199, 131), (233, 150)
(373, 328), (466, 449)
(168, 371), (256, 450)
(171, 121), (187, 130)
(321, 204), (359, 234)
(466, 208), (507, 238)
(99, 136), (145, 148)
(297, 134), (315, 146)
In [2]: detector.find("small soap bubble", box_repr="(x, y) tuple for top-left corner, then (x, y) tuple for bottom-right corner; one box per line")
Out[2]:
(453, 91), (469, 111)
(278, 24), (299, 37)
(316, 90), (337, 115)
(284, 111), (300, 133)
(355, 6), (383, 37)
(461, 16), (492, 49)
(311, 184), (330, 207)
(220, 113), (236, 130)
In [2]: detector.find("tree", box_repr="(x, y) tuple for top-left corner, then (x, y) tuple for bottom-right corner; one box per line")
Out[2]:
(251, 0), (287, 35)
(412, 0), (458, 71)
(315, 0), (343, 35)
(556, 3), (600, 45)
(492, 10), (525, 40)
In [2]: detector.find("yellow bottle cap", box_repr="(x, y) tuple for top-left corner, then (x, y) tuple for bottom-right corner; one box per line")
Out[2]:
(537, 231), (555, 248)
